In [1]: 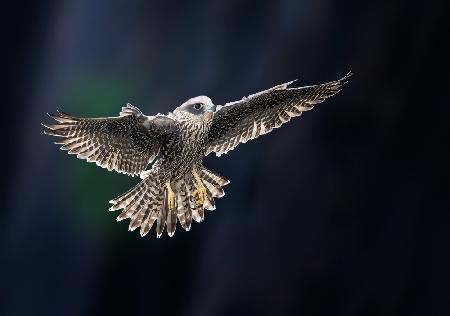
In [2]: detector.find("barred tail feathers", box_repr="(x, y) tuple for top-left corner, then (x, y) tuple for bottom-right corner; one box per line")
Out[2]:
(108, 167), (229, 237)
(109, 172), (165, 237)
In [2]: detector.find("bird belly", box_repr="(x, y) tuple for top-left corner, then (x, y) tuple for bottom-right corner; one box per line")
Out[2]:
(170, 144), (204, 180)
(155, 121), (209, 183)
(154, 137), (204, 183)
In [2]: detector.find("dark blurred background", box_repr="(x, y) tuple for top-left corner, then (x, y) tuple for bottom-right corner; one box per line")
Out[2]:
(2, 0), (449, 315)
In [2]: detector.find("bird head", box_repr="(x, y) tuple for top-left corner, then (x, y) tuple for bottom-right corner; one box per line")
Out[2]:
(174, 96), (216, 121)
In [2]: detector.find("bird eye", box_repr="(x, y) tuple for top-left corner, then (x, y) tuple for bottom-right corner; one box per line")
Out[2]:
(193, 103), (203, 110)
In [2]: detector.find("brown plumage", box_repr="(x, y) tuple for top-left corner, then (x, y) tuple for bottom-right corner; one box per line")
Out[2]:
(42, 72), (351, 238)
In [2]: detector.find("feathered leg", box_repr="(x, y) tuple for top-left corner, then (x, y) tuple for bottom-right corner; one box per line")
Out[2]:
(190, 168), (207, 208)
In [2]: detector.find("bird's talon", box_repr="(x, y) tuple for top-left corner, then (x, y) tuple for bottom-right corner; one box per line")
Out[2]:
(165, 182), (177, 210)
(168, 192), (176, 210)
(191, 186), (206, 207)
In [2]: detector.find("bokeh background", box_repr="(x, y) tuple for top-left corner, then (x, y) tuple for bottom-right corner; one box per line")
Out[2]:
(2, 0), (449, 315)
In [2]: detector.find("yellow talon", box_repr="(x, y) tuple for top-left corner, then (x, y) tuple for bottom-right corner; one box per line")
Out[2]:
(191, 186), (206, 207)
(165, 182), (177, 210)
(191, 169), (206, 207)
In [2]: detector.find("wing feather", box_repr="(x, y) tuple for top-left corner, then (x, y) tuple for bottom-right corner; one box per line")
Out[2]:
(207, 72), (351, 156)
(43, 104), (175, 176)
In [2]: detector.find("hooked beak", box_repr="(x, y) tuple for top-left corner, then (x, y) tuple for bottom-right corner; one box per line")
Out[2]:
(204, 103), (216, 120)
(205, 103), (216, 112)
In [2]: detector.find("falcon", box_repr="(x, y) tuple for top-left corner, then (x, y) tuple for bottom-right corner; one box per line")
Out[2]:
(43, 72), (352, 238)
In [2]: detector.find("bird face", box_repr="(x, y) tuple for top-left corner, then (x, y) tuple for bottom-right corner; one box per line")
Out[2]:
(174, 96), (216, 120)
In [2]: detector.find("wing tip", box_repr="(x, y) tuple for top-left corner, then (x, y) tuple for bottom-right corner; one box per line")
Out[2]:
(321, 71), (353, 91)
(42, 123), (65, 137)
(45, 109), (77, 125)
(337, 71), (353, 86)
(285, 79), (298, 87)
(41, 122), (51, 129)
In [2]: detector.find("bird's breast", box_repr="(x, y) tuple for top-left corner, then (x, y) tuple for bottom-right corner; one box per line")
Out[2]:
(161, 121), (209, 179)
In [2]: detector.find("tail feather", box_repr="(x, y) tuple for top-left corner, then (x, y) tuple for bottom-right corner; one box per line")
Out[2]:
(196, 204), (205, 222)
(184, 177), (204, 223)
(156, 199), (167, 238)
(129, 209), (145, 231)
(129, 192), (151, 231)
(176, 184), (189, 215)
(176, 183), (192, 231)
(203, 186), (216, 211)
(125, 190), (150, 224)
(109, 172), (165, 237)
(113, 183), (149, 218)
(200, 168), (230, 186)
(166, 208), (177, 237)
(178, 210), (192, 231)
(201, 174), (225, 198)
(165, 185), (177, 237)
(140, 206), (158, 237)
(109, 183), (145, 211)
(108, 167), (229, 237)
(190, 207), (202, 223)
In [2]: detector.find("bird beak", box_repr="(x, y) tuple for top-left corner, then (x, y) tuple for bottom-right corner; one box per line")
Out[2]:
(205, 103), (216, 112)
(204, 103), (216, 120)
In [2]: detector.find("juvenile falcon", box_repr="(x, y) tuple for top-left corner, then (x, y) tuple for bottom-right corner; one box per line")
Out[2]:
(43, 72), (352, 238)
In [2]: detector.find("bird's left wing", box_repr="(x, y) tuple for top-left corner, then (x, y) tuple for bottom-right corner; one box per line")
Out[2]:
(206, 72), (351, 156)
(43, 104), (176, 176)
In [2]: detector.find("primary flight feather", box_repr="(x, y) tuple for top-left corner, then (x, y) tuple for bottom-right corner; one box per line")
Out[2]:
(43, 72), (352, 238)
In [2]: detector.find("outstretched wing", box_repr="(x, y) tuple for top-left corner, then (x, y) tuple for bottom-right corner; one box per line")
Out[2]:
(43, 104), (176, 176)
(207, 72), (352, 156)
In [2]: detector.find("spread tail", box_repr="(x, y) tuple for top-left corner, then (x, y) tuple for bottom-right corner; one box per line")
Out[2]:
(109, 167), (229, 238)
(109, 171), (166, 237)
(175, 167), (229, 227)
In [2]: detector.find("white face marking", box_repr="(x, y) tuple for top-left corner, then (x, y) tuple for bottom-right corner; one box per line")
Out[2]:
(174, 95), (215, 114)
(183, 96), (213, 107)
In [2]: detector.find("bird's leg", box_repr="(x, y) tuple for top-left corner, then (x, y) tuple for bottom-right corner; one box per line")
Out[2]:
(191, 169), (206, 208)
(165, 182), (177, 211)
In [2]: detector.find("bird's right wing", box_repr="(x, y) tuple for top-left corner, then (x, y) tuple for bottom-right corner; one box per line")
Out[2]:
(43, 104), (176, 176)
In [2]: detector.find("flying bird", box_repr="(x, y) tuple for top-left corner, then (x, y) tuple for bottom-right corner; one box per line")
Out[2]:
(43, 72), (352, 238)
